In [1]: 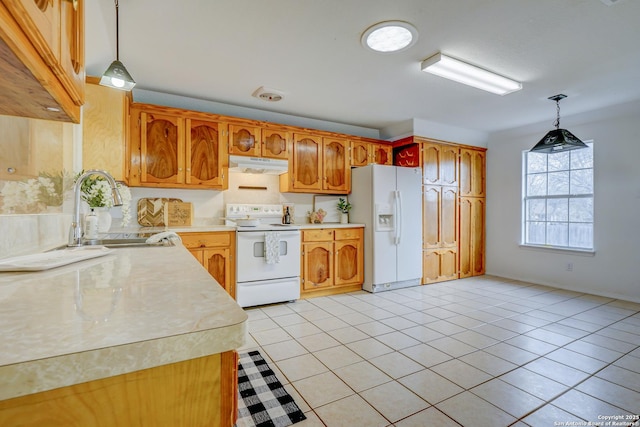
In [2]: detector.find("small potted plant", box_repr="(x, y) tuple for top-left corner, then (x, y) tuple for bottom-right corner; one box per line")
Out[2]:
(337, 197), (351, 224)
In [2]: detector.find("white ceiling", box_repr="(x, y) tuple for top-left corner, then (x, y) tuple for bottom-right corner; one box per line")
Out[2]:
(85, 0), (640, 138)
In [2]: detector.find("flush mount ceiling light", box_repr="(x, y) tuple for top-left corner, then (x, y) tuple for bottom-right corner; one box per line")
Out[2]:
(420, 52), (522, 95)
(100, 0), (136, 91)
(530, 94), (588, 153)
(252, 86), (285, 102)
(362, 21), (418, 53)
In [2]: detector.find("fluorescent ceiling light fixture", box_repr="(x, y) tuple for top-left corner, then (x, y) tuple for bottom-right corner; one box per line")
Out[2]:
(421, 52), (522, 95)
(362, 21), (418, 53)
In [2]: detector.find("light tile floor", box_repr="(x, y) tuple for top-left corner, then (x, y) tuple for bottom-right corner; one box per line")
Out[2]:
(237, 276), (640, 427)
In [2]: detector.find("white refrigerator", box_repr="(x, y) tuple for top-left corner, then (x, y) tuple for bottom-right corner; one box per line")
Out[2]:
(349, 164), (422, 292)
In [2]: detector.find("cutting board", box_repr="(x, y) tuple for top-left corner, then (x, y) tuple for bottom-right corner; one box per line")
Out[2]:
(165, 201), (193, 227)
(137, 198), (182, 226)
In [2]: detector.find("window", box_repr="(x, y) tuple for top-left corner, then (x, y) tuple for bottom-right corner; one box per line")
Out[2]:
(522, 143), (593, 250)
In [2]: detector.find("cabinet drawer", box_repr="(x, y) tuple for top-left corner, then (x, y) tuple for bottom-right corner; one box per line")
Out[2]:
(180, 232), (231, 249)
(302, 229), (334, 242)
(334, 228), (363, 241)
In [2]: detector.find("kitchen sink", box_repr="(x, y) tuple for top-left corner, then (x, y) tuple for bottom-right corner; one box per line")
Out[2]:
(82, 237), (167, 248)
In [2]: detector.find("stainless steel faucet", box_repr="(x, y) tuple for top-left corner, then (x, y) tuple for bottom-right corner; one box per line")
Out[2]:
(68, 170), (123, 247)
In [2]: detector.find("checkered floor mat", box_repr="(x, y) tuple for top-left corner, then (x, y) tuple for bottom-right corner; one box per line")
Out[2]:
(236, 350), (307, 427)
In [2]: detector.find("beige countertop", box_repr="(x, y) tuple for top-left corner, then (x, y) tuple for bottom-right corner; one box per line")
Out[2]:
(0, 244), (247, 401)
(108, 222), (364, 234)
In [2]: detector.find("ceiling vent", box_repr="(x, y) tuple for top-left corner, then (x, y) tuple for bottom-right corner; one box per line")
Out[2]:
(600, 0), (625, 5)
(252, 86), (285, 102)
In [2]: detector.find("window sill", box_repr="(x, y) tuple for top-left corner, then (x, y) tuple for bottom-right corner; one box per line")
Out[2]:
(519, 244), (595, 256)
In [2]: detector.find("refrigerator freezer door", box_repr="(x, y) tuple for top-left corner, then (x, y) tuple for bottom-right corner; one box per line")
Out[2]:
(396, 167), (423, 283)
(371, 165), (398, 285)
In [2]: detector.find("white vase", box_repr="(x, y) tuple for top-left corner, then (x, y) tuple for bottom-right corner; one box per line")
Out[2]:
(95, 208), (112, 233)
(340, 212), (349, 224)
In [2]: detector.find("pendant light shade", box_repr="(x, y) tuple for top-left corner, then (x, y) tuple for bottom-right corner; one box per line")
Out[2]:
(100, 0), (136, 91)
(530, 94), (587, 153)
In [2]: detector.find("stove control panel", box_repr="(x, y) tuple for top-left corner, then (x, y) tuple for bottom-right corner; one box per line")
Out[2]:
(226, 204), (284, 218)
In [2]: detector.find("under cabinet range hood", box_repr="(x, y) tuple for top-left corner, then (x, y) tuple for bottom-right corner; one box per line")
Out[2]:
(228, 155), (288, 175)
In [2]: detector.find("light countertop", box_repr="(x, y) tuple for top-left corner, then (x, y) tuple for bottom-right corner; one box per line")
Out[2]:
(0, 245), (247, 401)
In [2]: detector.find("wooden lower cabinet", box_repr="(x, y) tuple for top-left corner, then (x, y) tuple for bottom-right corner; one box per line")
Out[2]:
(179, 231), (236, 298)
(301, 227), (363, 297)
(423, 248), (458, 284)
(0, 351), (238, 427)
(459, 197), (486, 278)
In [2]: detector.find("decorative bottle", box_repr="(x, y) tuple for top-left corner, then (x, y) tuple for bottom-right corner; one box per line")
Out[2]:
(283, 207), (291, 224)
(84, 208), (99, 240)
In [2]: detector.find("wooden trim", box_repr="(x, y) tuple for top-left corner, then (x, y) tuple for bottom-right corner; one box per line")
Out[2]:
(299, 283), (362, 299)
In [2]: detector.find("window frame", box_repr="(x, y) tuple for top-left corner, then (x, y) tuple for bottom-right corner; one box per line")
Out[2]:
(521, 141), (595, 253)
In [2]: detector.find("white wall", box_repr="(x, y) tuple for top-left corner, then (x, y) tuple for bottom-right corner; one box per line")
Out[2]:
(486, 100), (640, 303)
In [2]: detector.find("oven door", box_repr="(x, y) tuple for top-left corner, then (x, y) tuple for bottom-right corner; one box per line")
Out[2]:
(236, 230), (301, 282)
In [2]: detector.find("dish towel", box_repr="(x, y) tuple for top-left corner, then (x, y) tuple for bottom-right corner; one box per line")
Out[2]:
(145, 231), (182, 246)
(264, 232), (280, 264)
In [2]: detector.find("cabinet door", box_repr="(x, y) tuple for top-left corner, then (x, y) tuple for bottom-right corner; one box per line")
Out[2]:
(440, 145), (459, 187)
(58, 0), (84, 105)
(139, 112), (185, 185)
(460, 149), (486, 197)
(203, 247), (233, 297)
(3, 0), (61, 67)
(422, 186), (441, 249)
(291, 134), (322, 191)
(322, 137), (350, 193)
(441, 187), (458, 247)
(302, 242), (333, 290)
(350, 141), (369, 166)
(459, 197), (485, 278)
(229, 124), (261, 156)
(423, 248), (458, 284)
(262, 128), (289, 159)
(186, 119), (226, 188)
(334, 240), (363, 286)
(423, 143), (458, 185)
(371, 143), (392, 165)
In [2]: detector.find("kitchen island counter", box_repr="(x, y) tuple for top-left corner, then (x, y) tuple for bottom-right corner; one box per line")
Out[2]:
(0, 244), (247, 402)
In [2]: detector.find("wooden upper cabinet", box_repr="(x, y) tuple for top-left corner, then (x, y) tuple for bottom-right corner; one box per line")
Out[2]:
(186, 119), (227, 188)
(371, 143), (392, 165)
(459, 148), (486, 197)
(422, 142), (458, 186)
(350, 141), (392, 166)
(58, 0), (85, 104)
(281, 134), (351, 194)
(228, 124), (261, 156)
(290, 133), (322, 191)
(129, 104), (228, 189)
(323, 137), (350, 193)
(350, 141), (369, 166)
(3, 0), (60, 67)
(0, 0), (85, 122)
(262, 127), (289, 159)
(140, 112), (185, 185)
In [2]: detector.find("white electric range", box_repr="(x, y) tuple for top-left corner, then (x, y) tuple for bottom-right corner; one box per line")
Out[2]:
(225, 204), (301, 308)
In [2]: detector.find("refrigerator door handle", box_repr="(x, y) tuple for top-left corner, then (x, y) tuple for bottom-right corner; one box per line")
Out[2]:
(395, 190), (402, 245)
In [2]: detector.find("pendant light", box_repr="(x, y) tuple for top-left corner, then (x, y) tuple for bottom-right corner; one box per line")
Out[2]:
(530, 94), (587, 153)
(100, 0), (136, 91)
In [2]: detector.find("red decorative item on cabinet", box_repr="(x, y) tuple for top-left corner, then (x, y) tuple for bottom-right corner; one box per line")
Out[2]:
(394, 143), (421, 167)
